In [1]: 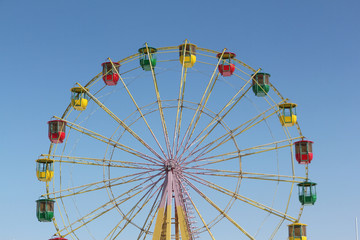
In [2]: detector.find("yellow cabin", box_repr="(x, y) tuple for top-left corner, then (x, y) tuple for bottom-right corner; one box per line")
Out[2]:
(288, 223), (307, 240)
(70, 87), (89, 111)
(179, 43), (197, 68)
(278, 103), (297, 127)
(36, 158), (54, 182)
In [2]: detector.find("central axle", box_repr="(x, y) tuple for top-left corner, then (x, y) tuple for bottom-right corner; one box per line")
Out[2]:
(164, 159), (177, 171)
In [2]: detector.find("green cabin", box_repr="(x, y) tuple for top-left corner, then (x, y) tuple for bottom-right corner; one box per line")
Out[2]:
(298, 181), (317, 205)
(252, 72), (270, 97)
(138, 46), (157, 71)
(36, 198), (55, 222)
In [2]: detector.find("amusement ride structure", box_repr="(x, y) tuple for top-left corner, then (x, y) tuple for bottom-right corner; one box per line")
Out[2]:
(36, 40), (317, 240)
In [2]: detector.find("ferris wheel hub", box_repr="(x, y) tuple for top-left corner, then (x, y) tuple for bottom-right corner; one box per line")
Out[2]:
(164, 159), (178, 171)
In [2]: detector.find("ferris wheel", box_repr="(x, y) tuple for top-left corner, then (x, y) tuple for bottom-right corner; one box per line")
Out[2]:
(36, 40), (317, 240)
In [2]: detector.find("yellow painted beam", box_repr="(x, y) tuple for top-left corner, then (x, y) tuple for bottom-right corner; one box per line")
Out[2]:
(152, 207), (165, 240)
(176, 206), (191, 240)
(166, 206), (171, 240)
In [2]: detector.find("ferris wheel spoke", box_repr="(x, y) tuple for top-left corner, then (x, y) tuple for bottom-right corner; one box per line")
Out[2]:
(180, 86), (250, 161)
(108, 58), (169, 160)
(76, 83), (165, 162)
(240, 172), (305, 183)
(189, 167), (306, 182)
(142, 43), (173, 159)
(55, 158), (157, 170)
(172, 51), (188, 157)
(57, 187), (144, 237)
(239, 136), (304, 157)
(54, 116), (162, 165)
(179, 70), (258, 165)
(43, 154), (161, 170)
(183, 72), (220, 147)
(182, 72), (220, 150)
(173, 69), (187, 158)
(184, 136), (304, 169)
(183, 151), (239, 168)
(183, 178), (255, 239)
(184, 172), (297, 222)
(58, 174), (161, 237)
(173, 40), (194, 158)
(177, 176), (215, 240)
(270, 218), (288, 240)
(182, 107), (277, 166)
(45, 170), (158, 199)
(188, 169), (305, 183)
(206, 107), (279, 155)
(185, 145), (290, 169)
(177, 49), (226, 156)
(105, 176), (163, 240)
(188, 100), (285, 163)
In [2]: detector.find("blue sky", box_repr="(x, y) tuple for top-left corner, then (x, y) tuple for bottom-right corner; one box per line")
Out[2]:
(0, 0), (359, 239)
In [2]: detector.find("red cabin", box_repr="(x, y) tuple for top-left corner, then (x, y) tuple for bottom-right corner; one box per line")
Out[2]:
(48, 120), (66, 143)
(294, 140), (313, 164)
(101, 62), (120, 86)
(217, 52), (236, 77)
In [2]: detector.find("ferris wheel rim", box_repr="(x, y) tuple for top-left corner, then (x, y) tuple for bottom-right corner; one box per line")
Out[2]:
(40, 43), (309, 240)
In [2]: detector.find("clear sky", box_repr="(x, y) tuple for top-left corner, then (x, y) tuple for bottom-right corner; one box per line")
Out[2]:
(0, 0), (359, 239)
